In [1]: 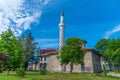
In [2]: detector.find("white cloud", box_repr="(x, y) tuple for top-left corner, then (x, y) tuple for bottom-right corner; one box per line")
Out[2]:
(0, 0), (50, 36)
(104, 24), (120, 39)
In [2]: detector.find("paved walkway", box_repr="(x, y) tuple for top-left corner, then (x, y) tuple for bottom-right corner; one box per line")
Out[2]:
(107, 72), (120, 77)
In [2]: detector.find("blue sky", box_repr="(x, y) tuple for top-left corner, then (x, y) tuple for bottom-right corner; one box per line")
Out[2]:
(1, 0), (120, 49)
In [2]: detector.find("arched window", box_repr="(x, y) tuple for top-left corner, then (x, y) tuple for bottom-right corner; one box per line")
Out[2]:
(39, 63), (43, 69)
(81, 64), (84, 71)
(44, 56), (46, 61)
(40, 57), (43, 61)
(44, 63), (47, 69)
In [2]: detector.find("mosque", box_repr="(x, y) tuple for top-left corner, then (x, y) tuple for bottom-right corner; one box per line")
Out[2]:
(28, 11), (102, 73)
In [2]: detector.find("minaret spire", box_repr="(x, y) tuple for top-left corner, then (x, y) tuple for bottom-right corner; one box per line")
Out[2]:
(60, 10), (64, 23)
(61, 10), (64, 16)
(59, 10), (65, 50)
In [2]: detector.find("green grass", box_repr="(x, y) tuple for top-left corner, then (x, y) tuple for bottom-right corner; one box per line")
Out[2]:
(0, 71), (119, 80)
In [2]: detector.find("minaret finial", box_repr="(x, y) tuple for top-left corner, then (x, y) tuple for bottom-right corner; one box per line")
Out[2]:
(61, 10), (64, 16)
(60, 10), (64, 23)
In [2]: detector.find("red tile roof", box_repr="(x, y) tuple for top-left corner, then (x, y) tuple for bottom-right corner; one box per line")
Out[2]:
(40, 48), (101, 56)
(40, 49), (59, 56)
(81, 48), (93, 51)
(40, 49), (56, 54)
(41, 50), (59, 56)
(81, 48), (101, 56)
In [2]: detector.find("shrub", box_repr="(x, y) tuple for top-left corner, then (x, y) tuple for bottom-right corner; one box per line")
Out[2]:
(15, 68), (26, 78)
(40, 66), (47, 75)
(103, 64), (107, 76)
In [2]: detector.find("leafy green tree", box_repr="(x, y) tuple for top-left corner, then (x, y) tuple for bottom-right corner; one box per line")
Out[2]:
(34, 48), (40, 70)
(59, 38), (85, 73)
(105, 39), (120, 70)
(96, 38), (120, 70)
(0, 29), (23, 70)
(95, 38), (109, 68)
(21, 32), (38, 70)
(95, 39), (109, 55)
(0, 29), (38, 73)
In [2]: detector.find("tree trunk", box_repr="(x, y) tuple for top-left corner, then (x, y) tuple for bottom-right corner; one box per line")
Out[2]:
(35, 61), (37, 70)
(112, 62), (115, 71)
(24, 62), (28, 70)
(70, 63), (73, 73)
(0, 65), (2, 73)
(7, 68), (10, 76)
(0, 60), (2, 73)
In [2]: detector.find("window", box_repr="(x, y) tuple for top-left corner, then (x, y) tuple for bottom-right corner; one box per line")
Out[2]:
(81, 64), (84, 71)
(39, 63), (43, 69)
(94, 55), (99, 61)
(40, 57), (43, 61)
(44, 63), (47, 69)
(70, 64), (73, 71)
(44, 56), (46, 61)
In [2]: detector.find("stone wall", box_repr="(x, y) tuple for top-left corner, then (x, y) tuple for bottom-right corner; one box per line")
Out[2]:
(46, 54), (60, 71)
(92, 52), (102, 73)
(65, 51), (94, 73)
(84, 51), (94, 73)
(38, 50), (102, 73)
(27, 63), (39, 70)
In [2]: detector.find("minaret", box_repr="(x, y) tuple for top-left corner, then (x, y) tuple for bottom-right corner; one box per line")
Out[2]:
(59, 10), (65, 50)
(58, 10), (65, 72)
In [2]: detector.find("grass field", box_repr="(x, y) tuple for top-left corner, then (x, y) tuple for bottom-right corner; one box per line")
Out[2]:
(0, 71), (120, 80)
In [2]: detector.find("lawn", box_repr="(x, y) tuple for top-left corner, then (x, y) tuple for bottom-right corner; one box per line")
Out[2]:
(0, 71), (119, 80)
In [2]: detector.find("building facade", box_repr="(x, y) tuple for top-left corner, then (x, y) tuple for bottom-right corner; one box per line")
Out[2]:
(39, 46), (102, 73)
(36, 11), (102, 73)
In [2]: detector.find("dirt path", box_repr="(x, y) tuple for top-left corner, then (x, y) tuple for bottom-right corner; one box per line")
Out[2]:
(107, 72), (120, 77)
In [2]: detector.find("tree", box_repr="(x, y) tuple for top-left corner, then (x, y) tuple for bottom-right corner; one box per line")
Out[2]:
(21, 32), (38, 70)
(96, 38), (120, 70)
(0, 29), (38, 74)
(34, 48), (40, 70)
(95, 39), (109, 55)
(0, 29), (23, 70)
(103, 64), (107, 76)
(105, 39), (120, 70)
(59, 37), (85, 73)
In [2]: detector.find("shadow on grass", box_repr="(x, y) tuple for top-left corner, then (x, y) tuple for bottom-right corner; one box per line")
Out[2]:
(0, 72), (16, 76)
(26, 70), (54, 76)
